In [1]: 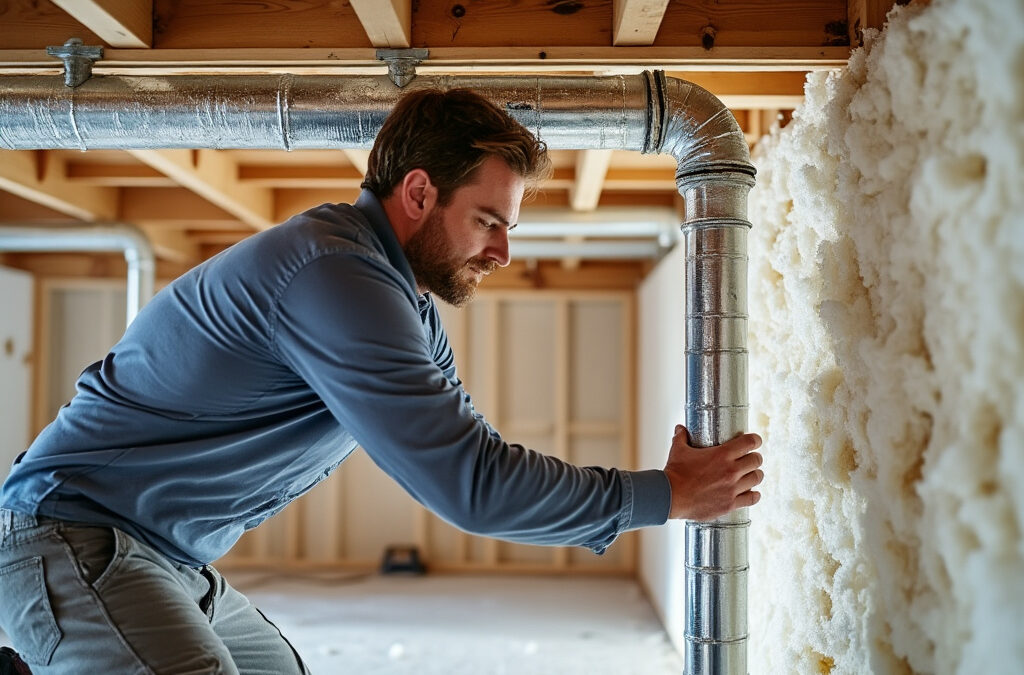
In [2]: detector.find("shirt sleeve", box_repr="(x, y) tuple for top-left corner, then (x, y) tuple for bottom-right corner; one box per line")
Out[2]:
(420, 295), (501, 441)
(270, 252), (670, 553)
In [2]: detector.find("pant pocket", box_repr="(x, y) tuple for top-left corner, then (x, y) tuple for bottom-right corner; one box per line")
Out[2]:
(0, 556), (62, 666)
(58, 524), (119, 588)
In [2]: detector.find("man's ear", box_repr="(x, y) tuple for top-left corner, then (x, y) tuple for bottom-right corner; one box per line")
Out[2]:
(398, 168), (438, 224)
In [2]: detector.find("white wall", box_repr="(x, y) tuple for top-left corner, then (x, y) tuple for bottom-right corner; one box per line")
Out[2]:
(636, 241), (687, 653)
(0, 265), (33, 477)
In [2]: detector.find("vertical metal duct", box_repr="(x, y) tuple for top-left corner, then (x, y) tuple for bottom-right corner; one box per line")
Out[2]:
(0, 224), (156, 326)
(0, 70), (755, 673)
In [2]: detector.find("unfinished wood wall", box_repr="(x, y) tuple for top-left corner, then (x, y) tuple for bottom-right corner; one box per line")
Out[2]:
(0, 265), (33, 473)
(39, 284), (638, 574)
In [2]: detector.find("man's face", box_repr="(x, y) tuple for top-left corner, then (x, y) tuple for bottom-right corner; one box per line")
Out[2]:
(404, 156), (524, 307)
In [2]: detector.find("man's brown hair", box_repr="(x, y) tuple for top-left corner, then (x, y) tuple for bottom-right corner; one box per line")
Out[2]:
(361, 88), (551, 204)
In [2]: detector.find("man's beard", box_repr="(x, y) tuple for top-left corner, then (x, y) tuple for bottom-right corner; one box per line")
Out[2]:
(403, 208), (497, 307)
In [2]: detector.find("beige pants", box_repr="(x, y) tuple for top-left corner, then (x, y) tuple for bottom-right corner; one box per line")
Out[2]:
(0, 509), (308, 674)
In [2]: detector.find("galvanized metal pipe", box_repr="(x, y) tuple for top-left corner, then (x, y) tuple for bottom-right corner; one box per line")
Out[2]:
(0, 224), (155, 326)
(0, 69), (754, 673)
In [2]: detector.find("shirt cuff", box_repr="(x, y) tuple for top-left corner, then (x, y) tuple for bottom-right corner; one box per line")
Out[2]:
(621, 469), (672, 530)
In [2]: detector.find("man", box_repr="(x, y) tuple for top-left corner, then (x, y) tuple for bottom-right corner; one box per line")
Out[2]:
(0, 88), (763, 673)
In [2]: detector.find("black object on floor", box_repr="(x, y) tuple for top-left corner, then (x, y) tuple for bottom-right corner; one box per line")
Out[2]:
(0, 647), (31, 675)
(380, 545), (427, 575)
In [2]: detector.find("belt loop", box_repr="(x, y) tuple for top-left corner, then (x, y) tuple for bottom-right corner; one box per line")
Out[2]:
(1, 509), (11, 539)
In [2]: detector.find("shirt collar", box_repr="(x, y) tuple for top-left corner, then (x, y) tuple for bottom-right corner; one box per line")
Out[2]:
(354, 189), (419, 298)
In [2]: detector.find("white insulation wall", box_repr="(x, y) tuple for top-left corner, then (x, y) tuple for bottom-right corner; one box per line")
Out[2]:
(747, 0), (1024, 673)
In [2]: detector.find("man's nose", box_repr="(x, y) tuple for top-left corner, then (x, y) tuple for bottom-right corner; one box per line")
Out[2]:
(486, 229), (511, 267)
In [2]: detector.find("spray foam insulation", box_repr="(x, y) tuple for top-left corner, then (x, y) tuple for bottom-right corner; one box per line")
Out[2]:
(745, 0), (1024, 672)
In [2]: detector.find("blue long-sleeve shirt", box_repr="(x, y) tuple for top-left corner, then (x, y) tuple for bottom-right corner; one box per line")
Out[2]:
(0, 190), (670, 566)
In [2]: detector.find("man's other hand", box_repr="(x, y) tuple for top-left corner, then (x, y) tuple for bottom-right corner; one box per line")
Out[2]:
(664, 425), (763, 521)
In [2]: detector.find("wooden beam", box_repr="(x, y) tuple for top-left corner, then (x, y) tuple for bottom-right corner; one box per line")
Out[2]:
(613, 0), (671, 46)
(0, 151), (118, 222)
(274, 189), (362, 224)
(2, 251), (191, 282)
(237, 165), (365, 188)
(66, 161), (175, 187)
(0, 46), (850, 75)
(185, 229), (254, 246)
(138, 224), (201, 265)
(342, 149), (370, 176)
(602, 167), (675, 191)
(121, 187), (242, 227)
(50, 0), (153, 48)
(569, 150), (613, 212)
(128, 150), (275, 230)
(848, 0), (896, 47)
(349, 0), (411, 48)
(0, 191), (76, 223)
(486, 260), (647, 291)
(667, 71), (808, 110)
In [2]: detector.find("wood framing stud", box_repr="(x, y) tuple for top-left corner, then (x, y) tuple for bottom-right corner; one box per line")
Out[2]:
(847, 0), (896, 47)
(349, 0), (411, 48)
(50, 0), (153, 48)
(612, 0), (671, 46)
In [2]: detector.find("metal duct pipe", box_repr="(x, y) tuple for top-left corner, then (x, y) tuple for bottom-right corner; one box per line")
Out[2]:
(0, 69), (754, 674)
(0, 224), (156, 326)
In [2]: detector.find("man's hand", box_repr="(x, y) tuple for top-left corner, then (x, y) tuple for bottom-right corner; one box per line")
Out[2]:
(664, 425), (764, 521)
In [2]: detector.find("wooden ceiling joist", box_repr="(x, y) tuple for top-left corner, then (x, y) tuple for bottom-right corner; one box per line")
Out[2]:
(120, 188), (242, 228)
(570, 150), (614, 212)
(139, 224), (201, 265)
(0, 150), (118, 222)
(349, 0), (411, 49)
(613, 0), (671, 46)
(65, 161), (175, 187)
(50, 0), (152, 48)
(128, 150), (275, 231)
(342, 150), (371, 176)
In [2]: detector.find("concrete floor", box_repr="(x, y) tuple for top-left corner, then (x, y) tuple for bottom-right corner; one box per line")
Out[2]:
(0, 572), (683, 674)
(235, 572), (683, 674)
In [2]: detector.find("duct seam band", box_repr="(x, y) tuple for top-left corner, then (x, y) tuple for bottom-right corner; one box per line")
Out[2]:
(685, 404), (749, 410)
(683, 634), (750, 645)
(684, 565), (750, 574)
(681, 221), (752, 232)
(685, 349), (748, 355)
(68, 96), (85, 152)
(277, 73), (293, 151)
(688, 313), (748, 318)
(687, 254), (748, 261)
(687, 521), (752, 530)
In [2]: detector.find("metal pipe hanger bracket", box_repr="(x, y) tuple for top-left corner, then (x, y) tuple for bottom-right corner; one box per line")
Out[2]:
(46, 37), (103, 88)
(376, 48), (429, 88)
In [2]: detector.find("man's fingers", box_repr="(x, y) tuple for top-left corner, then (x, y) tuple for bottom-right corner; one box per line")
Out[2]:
(735, 452), (763, 475)
(724, 432), (762, 459)
(735, 469), (764, 494)
(732, 490), (761, 510)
